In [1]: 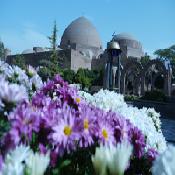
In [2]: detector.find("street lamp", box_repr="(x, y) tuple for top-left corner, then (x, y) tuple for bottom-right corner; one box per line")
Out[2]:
(105, 40), (121, 92)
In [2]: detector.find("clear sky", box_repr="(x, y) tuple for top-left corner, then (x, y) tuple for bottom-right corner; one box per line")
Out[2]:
(0, 0), (175, 56)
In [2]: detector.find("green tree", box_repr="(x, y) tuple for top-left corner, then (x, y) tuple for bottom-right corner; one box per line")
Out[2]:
(74, 68), (92, 89)
(39, 21), (63, 80)
(140, 55), (150, 66)
(12, 54), (26, 70)
(154, 45), (175, 60)
(154, 44), (175, 79)
(74, 68), (104, 89)
(0, 40), (5, 60)
(91, 69), (104, 86)
(63, 69), (75, 84)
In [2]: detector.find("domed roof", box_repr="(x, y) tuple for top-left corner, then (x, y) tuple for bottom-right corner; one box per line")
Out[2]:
(22, 49), (33, 54)
(113, 33), (136, 41)
(60, 16), (102, 49)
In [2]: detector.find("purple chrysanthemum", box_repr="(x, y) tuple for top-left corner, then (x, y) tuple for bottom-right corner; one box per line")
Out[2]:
(130, 126), (146, 158)
(0, 73), (153, 171)
(8, 101), (40, 143)
(77, 104), (97, 147)
(106, 111), (131, 142)
(0, 154), (3, 171)
(49, 104), (79, 155)
(147, 148), (158, 162)
(96, 111), (115, 146)
(50, 149), (58, 167)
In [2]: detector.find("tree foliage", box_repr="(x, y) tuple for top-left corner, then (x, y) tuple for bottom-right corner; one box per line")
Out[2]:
(0, 40), (5, 60)
(63, 69), (75, 84)
(12, 54), (26, 70)
(39, 21), (63, 80)
(74, 68), (104, 89)
(154, 45), (175, 61)
(74, 68), (92, 89)
(140, 55), (150, 66)
(154, 44), (175, 79)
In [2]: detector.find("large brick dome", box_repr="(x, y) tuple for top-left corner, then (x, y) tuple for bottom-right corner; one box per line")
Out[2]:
(60, 17), (102, 49)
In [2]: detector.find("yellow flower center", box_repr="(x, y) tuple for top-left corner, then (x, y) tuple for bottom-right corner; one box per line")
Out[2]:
(84, 119), (89, 130)
(102, 129), (108, 140)
(64, 126), (72, 136)
(75, 97), (81, 103)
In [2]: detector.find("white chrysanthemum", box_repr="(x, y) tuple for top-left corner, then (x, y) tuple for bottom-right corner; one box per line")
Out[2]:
(79, 89), (167, 153)
(27, 65), (37, 76)
(92, 90), (126, 111)
(92, 146), (108, 175)
(152, 145), (175, 175)
(78, 91), (94, 103)
(0, 61), (43, 97)
(142, 107), (161, 132)
(118, 106), (166, 152)
(92, 142), (132, 175)
(25, 151), (50, 175)
(0, 78), (28, 103)
(1, 145), (31, 175)
(29, 74), (43, 90)
(108, 141), (132, 175)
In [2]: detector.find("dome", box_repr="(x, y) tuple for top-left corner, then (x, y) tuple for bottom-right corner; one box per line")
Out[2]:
(22, 49), (33, 54)
(113, 33), (136, 41)
(112, 33), (144, 58)
(112, 33), (142, 50)
(60, 17), (102, 49)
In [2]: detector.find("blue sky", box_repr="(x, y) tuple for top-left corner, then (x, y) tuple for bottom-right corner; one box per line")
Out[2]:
(0, 0), (175, 56)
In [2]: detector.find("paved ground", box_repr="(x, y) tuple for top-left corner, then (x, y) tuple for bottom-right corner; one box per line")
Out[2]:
(161, 118), (175, 144)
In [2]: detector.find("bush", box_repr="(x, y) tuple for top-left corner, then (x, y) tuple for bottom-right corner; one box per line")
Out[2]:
(63, 69), (75, 84)
(124, 95), (139, 101)
(74, 68), (92, 89)
(74, 68), (104, 90)
(12, 54), (27, 70)
(141, 90), (166, 102)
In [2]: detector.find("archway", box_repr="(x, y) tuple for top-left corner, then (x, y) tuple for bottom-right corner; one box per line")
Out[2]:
(121, 59), (143, 95)
(141, 60), (169, 96)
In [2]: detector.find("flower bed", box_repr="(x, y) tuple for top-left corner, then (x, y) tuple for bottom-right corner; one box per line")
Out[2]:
(79, 90), (166, 153)
(0, 62), (174, 175)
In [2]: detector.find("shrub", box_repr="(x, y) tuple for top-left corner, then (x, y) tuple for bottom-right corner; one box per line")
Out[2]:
(141, 90), (166, 102)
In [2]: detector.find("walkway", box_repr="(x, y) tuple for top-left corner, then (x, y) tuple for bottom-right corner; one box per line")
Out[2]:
(161, 118), (175, 145)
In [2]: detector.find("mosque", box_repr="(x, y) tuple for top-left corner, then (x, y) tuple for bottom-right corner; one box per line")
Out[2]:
(6, 16), (144, 71)
(6, 17), (173, 96)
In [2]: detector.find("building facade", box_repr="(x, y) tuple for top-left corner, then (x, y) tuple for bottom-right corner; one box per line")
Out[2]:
(6, 16), (173, 96)
(7, 16), (144, 71)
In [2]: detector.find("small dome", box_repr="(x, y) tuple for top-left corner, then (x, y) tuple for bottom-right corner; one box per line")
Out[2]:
(22, 49), (33, 54)
(112, 33), (143, 50)
(60, 16), (102, 49)
(112, 33), (144, 58)
(113, 33), (136, 41)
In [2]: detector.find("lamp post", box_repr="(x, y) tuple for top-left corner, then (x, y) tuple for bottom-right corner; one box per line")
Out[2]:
(112, 66), (118, 89)
(105, 40), (121, 92)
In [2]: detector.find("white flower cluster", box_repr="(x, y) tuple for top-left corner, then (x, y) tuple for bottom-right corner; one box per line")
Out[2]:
(142, 107), (162, 133)
(79, 89), (166, 153)
(0, 77), (28, 105)
(152, 145), (175, 175)
(0, 145), (50, 175)
(92, 141), (132, 175)
(0, 61), (43, 96)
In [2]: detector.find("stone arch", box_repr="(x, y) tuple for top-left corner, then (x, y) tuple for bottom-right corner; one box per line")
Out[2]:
(121, 59), (143, 95)
(172, 89), (175, 96)
(141, 59), (169, 96)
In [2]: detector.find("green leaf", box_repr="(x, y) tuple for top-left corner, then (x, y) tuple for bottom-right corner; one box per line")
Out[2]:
(60, 160), (71, 169)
